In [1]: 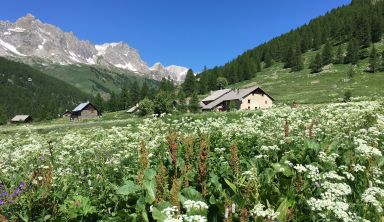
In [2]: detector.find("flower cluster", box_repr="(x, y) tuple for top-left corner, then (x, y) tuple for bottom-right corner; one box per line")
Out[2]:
(183, 200), (208, 212)
(250, 203), (279, 220)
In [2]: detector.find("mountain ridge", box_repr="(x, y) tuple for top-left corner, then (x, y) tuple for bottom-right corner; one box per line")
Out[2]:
(0, 13), (188, 83)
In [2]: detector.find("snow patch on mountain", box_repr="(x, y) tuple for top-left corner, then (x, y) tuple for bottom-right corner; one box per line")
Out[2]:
(0, 13), (189, 83)
(0, 39), (25, 56)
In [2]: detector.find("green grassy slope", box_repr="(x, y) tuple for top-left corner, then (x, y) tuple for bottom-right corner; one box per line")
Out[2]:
(0, 57), (90, 120)
(229, 41), (384, 104)
(34, 64), (159, 96)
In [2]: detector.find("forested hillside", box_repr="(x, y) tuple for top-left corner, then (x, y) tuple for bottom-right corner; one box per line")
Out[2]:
(194, 0), (384, 94)
(0, 57), (90, 122)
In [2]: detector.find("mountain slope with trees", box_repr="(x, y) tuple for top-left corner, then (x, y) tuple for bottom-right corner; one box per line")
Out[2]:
(193, 0), (384, 102)
(0, 57), (90, 122)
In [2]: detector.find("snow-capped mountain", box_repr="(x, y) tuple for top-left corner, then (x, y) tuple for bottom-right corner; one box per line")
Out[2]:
(0, 14), (188, 82)
(149, 62), (188, 82)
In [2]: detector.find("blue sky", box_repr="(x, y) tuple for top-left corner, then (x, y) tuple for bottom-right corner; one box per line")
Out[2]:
(1, 0), (351, 71)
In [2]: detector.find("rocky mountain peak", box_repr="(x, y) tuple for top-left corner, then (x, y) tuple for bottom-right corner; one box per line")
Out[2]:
(0, 14), (189, 82)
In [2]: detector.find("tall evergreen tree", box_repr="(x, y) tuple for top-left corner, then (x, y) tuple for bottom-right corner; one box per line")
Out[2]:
(291, 47), (304, 72)
(93, 93), (104, 114)
(108, 92), (119, 112)
(310, 53), (323, 73)
(371, 16), (383, 43)
(189, 93), (200, 113)
(120, 85), (131, 109)
(256, 58), (262, 72)
(345, 38), (359, 64)
(312, 27), (322, 50)
(141, 82), (149, 99)
(264, 50), (272, 68)
(335, 45), (344, 64)
(0, 105), (7, 125)
(322, 42), (333, 65)
(368, 45), (378, 73)
(182, 69), (196, 94)
(354, 16), (371, 48)
(284, 46), (294, 68)
(129, 80), (141, 105)
(381, 50), (384, 71)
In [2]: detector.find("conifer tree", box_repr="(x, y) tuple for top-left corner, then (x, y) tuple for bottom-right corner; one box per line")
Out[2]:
(345, 38), (359, 64)
(93, 93), (104, 113)
(129, 80), (141, 105)
(284, 47), (294, 68)
(189, 93), (200, 113)
(0, 105), (7, 125)
(371, 16), (383, 43)
(120, 85), (130, 109)
(182, 69), (196, 94)
(355, 16), (371, 48)
(264, 51), (272, 68)
(322, 42), (333, 65)
(381, 50), (384, 71)
(141, 82), (149, 100)
(108, 92), (119, 112)
(312, 28), (322, 50)
(291, 47), (304, 72)
(256, 58), (262, 72)
(368, 45), (378, 73)
(310, 53), (323, 73)
(335, 45), (344, 64)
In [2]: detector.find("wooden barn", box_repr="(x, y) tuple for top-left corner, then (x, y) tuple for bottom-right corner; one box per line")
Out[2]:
(62, 110), (72, 118)
(71, 102), (100, 119)
(11, 115), (32, 123)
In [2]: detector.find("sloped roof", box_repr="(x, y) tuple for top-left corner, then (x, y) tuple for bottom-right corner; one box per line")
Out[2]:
(127, 105), (138, 113)
(72, 102), (91, 112)
(11, 115), (31, 122)
(201, 89), (231, 102)
(202, 86), (274, 110)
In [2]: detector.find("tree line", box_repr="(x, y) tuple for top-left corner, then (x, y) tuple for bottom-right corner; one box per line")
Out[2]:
(92, 73), (201, 116)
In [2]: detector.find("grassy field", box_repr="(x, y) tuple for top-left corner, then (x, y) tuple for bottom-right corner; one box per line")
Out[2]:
(0, 101), (383, 221)
(227, 41), (384, 104)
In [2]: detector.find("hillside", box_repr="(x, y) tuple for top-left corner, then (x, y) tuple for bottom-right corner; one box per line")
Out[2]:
(33, 63), (160, 96)
(0, 57), (90, 121)
(230, 40), (384, 104)
(196, 0), (384, 103)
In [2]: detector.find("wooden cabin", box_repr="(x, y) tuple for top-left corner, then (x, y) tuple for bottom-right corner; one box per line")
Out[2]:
(71, 102), (100, 119)
(11, 115), (32, 123)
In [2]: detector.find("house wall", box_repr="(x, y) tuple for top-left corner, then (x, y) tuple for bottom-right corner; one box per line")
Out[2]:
(239, 90), (273, 110)
(79, 105), (99, 118)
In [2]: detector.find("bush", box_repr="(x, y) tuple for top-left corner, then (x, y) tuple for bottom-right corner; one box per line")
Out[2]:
(343, 90), (352, 102)
(153, 91), (173, 115)
(138, 98), (154, 116)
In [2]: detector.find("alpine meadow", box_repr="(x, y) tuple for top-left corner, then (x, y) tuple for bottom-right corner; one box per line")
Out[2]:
(0, 0), (384, 222)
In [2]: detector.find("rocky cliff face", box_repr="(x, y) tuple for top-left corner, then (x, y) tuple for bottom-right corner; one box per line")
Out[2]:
(0, 14), (188, 83)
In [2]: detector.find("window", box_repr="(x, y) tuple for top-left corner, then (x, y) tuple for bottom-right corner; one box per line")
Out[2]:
(248, 106), (250, 110)
(265, 100), (268, 104)
(248, 99), (251, 103)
